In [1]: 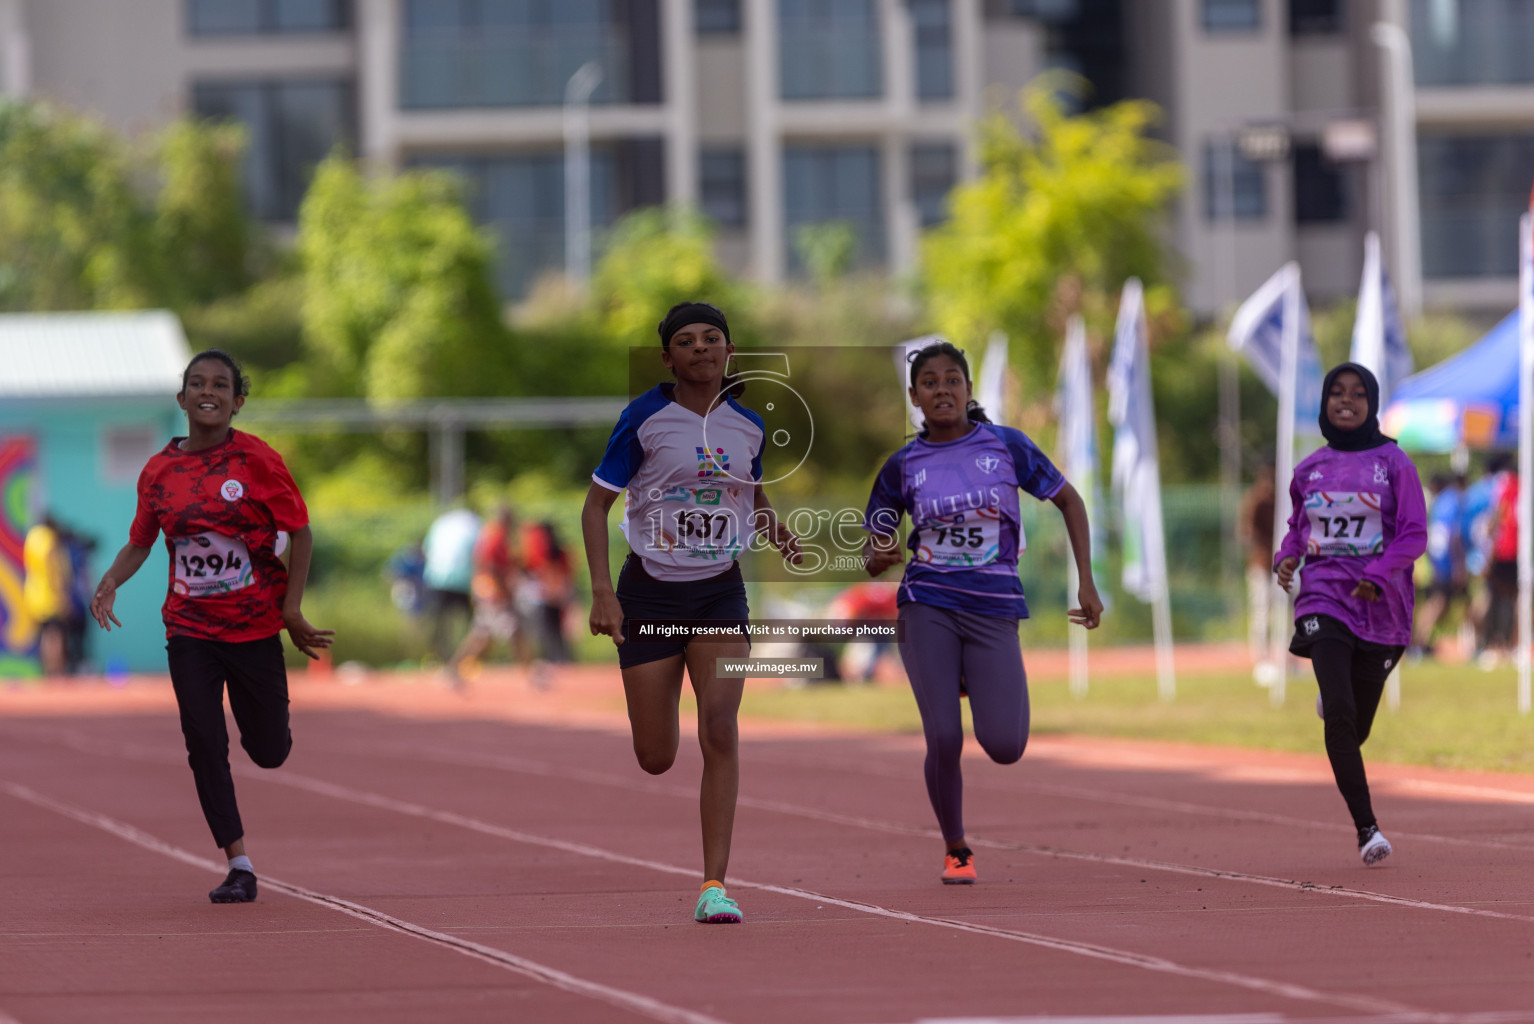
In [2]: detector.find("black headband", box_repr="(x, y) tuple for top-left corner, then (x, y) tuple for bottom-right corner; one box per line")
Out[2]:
(658, 303), (730, 347)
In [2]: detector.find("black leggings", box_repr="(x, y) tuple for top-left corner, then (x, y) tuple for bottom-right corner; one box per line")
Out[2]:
(167, 634), (292, 849)
(1310, 638), (1396, 831)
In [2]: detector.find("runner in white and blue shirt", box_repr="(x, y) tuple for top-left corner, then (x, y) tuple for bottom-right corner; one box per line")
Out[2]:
(581, 302), (800, 926)
(863, 340), (1103, 885)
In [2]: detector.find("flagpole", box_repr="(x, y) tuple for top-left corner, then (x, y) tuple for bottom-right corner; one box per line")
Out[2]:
(1269, 264), (1301, 708)
(1517, 208), (1533, 714)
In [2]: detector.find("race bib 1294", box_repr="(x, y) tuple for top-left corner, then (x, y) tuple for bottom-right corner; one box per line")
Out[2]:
(1305, 491), (1385, 557)
(171, 531), (254, 597)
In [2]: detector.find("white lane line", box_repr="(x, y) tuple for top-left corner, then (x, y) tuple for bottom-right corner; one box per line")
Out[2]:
(6, 726), (1531, 927)
(748, 749), (1534, 853)
(340, 742), (1534, 926)
(0, 782), (726, 1024)
(896, 1016), (1534, 1024)
(238, 766), (1417, 1016)
(0, 1009), (24, 1024)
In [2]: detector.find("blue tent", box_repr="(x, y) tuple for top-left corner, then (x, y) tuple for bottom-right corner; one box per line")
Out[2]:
(1380, 311), (1520, 452)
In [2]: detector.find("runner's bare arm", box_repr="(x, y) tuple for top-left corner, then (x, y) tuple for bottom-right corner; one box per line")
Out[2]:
(1050, 482), (1104, 629)
(281, 525), (335, 659)
(91, 543), (153, 631)
(582, 482), (626, 643)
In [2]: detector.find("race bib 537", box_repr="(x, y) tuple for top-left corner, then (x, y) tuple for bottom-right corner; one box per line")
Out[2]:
(1305, 491), (1385, 557)
(171, 531), (254, 597)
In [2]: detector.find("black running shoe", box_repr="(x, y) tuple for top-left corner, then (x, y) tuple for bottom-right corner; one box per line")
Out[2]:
(209, 868), (257, 903)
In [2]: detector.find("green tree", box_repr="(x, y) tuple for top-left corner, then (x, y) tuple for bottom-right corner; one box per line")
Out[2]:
(0, 100), (257, 313)
(296, 156), (512, 401)
(921, 76), (1183, 394)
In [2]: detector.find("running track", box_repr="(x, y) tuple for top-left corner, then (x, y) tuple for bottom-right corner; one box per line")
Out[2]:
(1, 666), (1532, 1024)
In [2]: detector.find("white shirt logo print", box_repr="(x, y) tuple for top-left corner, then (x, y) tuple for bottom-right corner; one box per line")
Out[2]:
(1303, 617), (1320, 635)
(976, 455), (1000, 474)
(914, 468), (927, 487)
(1374, 463), (1388, 484)
(1308, 470), (1324, 481)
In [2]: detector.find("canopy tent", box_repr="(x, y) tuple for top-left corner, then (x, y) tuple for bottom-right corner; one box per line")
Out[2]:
(1380, 311), (1519, 452)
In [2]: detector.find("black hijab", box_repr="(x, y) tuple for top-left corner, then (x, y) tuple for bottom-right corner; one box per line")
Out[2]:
(1319, 362), (1391, 452)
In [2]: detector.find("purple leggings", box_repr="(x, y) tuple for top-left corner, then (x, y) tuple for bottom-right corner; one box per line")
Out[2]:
(897, 602), (1029, 843)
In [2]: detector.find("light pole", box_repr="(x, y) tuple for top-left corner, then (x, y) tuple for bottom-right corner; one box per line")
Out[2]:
(1371, 20), (1423, 319)
(564, 60), (603, 286)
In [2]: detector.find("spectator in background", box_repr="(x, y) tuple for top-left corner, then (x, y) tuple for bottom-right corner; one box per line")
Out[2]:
(421, 504), (481, 662)
(23, 515), (72, 676)
(1461, 455), (1511, 665)
(61, 525), (95, 673)
(384, 543), (427, 618)
(1240, 464), (1278, 663)
(1413, 473), (1465, 659)
(445, 506), (519, 688)
(518, 520), (573, 674)
(827, 581), (899, 682)
(1481, 463), (1519, 666)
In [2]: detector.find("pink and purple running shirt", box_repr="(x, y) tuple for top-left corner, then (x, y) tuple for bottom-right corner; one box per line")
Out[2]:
(1275, 441), (1428, 646)
(863, 423), (1065, 619)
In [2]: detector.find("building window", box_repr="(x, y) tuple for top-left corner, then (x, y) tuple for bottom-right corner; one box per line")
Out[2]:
(1292, 143), (1347, 224)
(910, 143), (956, 226)
(193, 78), (354, 222)
(779, 0), (882, 100)
(912, 0), (953, 101)
(700, 149), (747, 228)
(188, 0), (348, 34)
(783, 144), (883, 272)
(1411, 0), (1534, 87)
(1418, 133), (1534, 278)
(696, 0), (741, 33)
(1202, 139), (1267, 221)
(400, 0), (663, 110)
(1202, 0), (1259, 32)
(420, 142), (671, 297)
(1289, 0), (1343, 35)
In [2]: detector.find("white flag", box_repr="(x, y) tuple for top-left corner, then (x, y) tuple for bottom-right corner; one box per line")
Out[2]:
(1228, 263), (1324, 431)
(1055, 316), (1104, 580)
(1107, 280), (1169, 603)
(1350, 231), (1413, 403)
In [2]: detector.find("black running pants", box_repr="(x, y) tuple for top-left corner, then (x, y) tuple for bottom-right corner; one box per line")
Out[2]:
(1310, 638), (1395, 832)
(166, 634), (292, 849)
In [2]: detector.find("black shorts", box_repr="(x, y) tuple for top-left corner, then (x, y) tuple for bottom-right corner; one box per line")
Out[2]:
(1490, 559), (1518, 589)
(614, 555), (749, 669)
(1289, 612), (1405, 665)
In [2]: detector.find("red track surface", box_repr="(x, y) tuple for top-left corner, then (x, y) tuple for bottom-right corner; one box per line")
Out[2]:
(2, 662), (1532, 1024)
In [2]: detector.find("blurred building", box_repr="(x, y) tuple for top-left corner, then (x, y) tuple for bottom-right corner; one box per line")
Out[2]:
(0, 0), (1528, 316)
(0, 312), (190, 674)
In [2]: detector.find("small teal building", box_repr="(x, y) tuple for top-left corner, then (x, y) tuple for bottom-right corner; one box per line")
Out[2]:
(0, 312), (191, 675)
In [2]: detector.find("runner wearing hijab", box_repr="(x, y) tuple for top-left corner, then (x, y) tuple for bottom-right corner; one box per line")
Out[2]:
(863, 340), (1103, 884)
(90, 349), (332, 903)
(1275, 362), (1426, 866)
(581, 302), (801, 923)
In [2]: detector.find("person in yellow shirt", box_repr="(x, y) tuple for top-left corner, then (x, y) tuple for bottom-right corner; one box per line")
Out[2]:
(23, 516), (71, 675)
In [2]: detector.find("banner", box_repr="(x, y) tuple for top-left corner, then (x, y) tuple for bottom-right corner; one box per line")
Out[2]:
(1108, 280), (1168, 603)
(1228, 263), (1323, 431)
(0, 436), (38, 675)
(1350, 230), (1413, 403)
(1054, 315), (1105, 582)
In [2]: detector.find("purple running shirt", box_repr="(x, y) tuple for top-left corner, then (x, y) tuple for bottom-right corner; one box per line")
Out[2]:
(1275, 441), (1428, 646)
(864, 422), (1065, 618)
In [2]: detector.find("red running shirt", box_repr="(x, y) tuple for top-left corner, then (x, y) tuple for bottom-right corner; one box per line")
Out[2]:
(129, 430), (309, 642)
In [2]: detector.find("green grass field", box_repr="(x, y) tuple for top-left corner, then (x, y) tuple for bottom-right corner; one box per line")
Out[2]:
(728, 659), (1534, 775)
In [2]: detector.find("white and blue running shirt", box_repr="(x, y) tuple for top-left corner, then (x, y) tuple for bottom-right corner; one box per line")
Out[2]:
(593, 383), (764, 582)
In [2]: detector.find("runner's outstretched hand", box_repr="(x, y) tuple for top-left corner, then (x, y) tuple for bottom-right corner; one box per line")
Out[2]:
(1068, 582), (1104, 630)
(283, 612), (335, 659)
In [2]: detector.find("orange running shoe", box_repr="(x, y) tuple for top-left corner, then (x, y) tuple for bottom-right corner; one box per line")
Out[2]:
(941, 847), (977, 884)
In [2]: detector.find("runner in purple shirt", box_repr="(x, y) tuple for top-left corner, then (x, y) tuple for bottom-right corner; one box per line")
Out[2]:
(863, 341), (1103, 885)
(1275, 362), (1427, 867)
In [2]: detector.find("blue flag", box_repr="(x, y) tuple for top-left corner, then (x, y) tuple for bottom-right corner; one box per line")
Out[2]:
(1228, 263), (1323, 432)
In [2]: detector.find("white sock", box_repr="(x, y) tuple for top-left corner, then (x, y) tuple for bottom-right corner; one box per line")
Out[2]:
(227, 855), (253, 874)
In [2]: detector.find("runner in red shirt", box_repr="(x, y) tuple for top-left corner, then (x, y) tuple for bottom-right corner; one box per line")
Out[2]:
(90, 349), (332, 904)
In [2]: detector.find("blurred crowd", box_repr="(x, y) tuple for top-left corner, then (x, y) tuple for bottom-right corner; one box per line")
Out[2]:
(390, 504), (575, 689)
(22, 514), (95, 676)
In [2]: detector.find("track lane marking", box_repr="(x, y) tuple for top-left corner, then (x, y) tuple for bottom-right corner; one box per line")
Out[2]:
(7, 725), (1531, 927)
(1, 782), (727, 1024)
